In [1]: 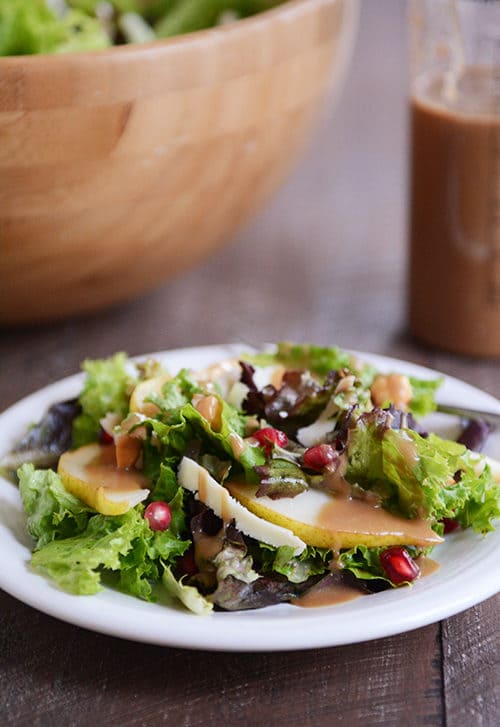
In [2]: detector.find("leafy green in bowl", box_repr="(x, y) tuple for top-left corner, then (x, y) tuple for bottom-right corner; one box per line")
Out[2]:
(0, 0), (287, 56)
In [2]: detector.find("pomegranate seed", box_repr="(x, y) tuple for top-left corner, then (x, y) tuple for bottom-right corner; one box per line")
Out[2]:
(253, 427), (288, 454)
(441, 518), (460, 534)
(99, 428), (114, 445)
(302, 444), (337, 471)
(144, 501), (172, 531)
(380, 546), (420, 585)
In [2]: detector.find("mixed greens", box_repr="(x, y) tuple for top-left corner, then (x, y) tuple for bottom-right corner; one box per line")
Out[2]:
(0, 0), (286, 56)
(4, 342), (499, 614)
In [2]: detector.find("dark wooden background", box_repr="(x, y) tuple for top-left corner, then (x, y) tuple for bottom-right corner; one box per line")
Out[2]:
(0, 2), (498, 725)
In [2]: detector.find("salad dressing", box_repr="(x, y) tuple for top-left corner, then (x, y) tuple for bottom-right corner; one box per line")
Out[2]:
(197, 465), (234, 522)
(320, 455), (351, 497)
(194, 529), (225, 568)
(395, 436), (420, 468)
(415, 556), (440, 577)
(317, 497), (441, 547)
(84, 445), (149, 493)
(321, 473), (353, 499)
(294, 575), (364, 608)
(228, 432), (246, 460)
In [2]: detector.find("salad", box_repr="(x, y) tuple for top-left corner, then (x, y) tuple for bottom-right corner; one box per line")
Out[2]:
(3, 342), (499, 615)
(0, 1), (286, 56)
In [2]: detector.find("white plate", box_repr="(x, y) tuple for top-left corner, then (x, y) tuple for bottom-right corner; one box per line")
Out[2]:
(0, 344), (499, 652)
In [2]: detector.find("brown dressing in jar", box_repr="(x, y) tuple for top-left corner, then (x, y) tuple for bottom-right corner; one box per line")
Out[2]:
(409, 68), (500, 357)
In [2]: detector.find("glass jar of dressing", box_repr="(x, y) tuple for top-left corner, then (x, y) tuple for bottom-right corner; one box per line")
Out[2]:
(408, 0), (500, 357)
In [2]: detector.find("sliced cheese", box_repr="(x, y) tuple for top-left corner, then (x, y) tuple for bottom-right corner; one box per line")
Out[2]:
(297, 418), (336, 448)
(252, 364), (286, 390)
(177, 457), (306, 555)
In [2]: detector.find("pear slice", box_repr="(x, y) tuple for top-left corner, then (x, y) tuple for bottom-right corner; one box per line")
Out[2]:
(129, 375), (172, 417)
(227, 482), (443, 550)
(178, 457), (306, 555)
(58, 443), (150, 516)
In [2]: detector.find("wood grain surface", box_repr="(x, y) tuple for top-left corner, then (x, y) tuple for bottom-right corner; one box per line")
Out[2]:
(0, 2), (498, 726)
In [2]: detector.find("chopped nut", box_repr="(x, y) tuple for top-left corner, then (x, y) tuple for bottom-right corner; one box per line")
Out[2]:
(371, 374), (412, 410)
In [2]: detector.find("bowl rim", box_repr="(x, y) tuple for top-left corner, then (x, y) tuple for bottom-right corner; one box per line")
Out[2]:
(0, 0), (339, 65)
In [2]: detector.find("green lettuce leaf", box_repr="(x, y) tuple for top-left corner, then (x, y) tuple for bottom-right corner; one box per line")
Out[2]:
(0, 0), (66, 56)
(155, 2), (284, 39)
(53, 9), (111, 53)
(0, 0), (287, 58)
(151, 461), (181, 502)
(18, 464), (92, 548)
(183, 397), (266, 475)
(162, 566), (213, 615)
(31, 508), (148, 595)
(149, 394), (265, 479)
(245, 342), (352, 377)
(258, 543), (331, 583)
(244, 342), (377, 390)
(346, 418), (500, 531)
(338, 544), (423, 586)
(0, 1), (110, 56)
(72, 352), (135, 447)
(118, 516), (190, 600)
(145, 368), (201, 413)
(213, 542), (259, 584)
(31, 505), (190, 598)
(255, 458), (309, 499)
(339, 546), (390, 584)
(110, 483), (190, 601)
(409, 376), (443, 417)
(161, 484), (188, 538)
(67, 0), (172, 22)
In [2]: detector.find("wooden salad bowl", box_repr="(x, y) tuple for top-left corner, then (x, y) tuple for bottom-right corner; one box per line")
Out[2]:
(0, 0), (359, 324)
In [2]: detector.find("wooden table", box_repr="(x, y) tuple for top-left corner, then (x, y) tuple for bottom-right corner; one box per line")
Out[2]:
(1, 2), (498, 725)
